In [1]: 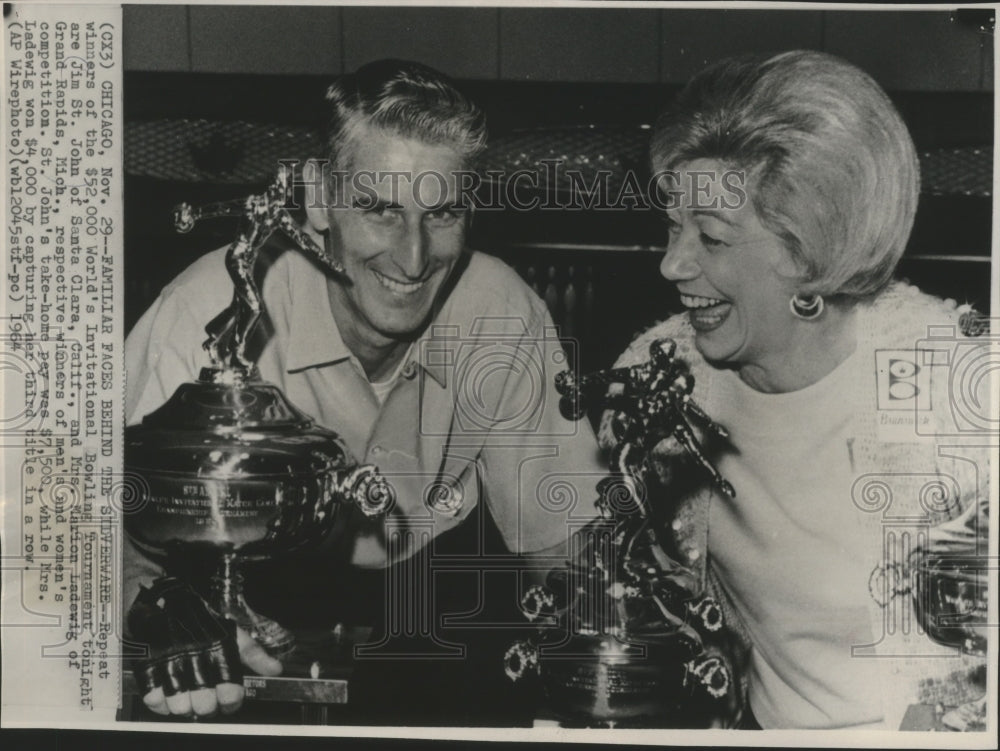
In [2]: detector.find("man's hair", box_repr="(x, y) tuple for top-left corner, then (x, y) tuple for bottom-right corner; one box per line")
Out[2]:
(322, 59), (487, 175)
(651, 50), (920, 300)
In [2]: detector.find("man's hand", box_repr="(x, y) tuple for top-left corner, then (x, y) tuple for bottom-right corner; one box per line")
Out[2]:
(141, 626), (283, 716)
(128, 577), (283, 718)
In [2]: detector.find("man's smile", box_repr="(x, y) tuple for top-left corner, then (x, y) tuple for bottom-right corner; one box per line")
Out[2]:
(372, 269), (428, 295)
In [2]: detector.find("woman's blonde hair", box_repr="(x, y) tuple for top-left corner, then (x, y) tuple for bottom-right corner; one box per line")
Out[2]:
(652, 50), (920, 300)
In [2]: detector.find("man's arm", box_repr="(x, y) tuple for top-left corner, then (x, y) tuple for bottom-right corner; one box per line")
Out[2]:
(124, 267), (218, 425)
(469, 304), (606, 612)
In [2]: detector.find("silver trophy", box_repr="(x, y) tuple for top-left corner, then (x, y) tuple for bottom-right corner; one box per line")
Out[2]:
(125, 167), (394, 656)
(911, 496), (989, 730)
(504, 340), (736, 727)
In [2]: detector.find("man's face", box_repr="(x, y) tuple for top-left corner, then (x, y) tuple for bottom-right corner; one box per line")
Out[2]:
(313, 126), (468, 350)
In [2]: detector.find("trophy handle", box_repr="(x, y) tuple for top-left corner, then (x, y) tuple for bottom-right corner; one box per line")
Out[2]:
(333, 464), (395, 518)
(503, 640), (540, 682)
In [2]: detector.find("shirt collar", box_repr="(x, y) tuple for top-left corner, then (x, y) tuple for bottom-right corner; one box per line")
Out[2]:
(412, 323), (449, 387)
(284, 252), (353, 372)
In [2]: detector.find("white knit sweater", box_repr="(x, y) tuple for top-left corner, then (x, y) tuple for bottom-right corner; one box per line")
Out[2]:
(603, 282), (991, 730)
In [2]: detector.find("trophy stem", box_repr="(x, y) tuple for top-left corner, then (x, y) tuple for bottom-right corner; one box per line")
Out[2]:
(210, 552), (296, 658)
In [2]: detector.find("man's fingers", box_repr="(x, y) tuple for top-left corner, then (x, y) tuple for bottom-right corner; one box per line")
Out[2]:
(236, 627), (283, 676)
(142, 687), (170, 716)
(216, 682), (245, 714)
(190, 687), (218, 716)
(165, 690), (193, 715)
(139, 627), (267, 718)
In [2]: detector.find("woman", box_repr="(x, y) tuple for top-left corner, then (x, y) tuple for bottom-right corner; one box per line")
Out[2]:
(608, 51), (990, 730)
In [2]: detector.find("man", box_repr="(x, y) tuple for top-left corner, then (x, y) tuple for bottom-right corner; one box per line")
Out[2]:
(124, 60), (604, 720)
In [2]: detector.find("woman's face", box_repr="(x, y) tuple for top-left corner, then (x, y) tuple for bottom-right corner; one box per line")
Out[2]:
(659, 160), (803, 376)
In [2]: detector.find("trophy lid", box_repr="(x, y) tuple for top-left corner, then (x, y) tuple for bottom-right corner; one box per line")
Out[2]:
(140, 368), (315, 433)
(128, 368), (352, 477)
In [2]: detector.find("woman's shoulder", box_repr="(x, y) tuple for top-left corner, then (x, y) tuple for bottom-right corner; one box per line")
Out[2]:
(600, 313), (710, 448)
(861, 281), (983, 346)
(860, 281), (991, 463)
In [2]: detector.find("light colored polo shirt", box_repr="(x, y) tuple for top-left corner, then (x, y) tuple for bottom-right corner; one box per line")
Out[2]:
(125, 246), (604, 574)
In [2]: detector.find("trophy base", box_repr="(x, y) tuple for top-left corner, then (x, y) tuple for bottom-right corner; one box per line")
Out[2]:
(220, 598), (297, 658)
(541, 692), (695, 729)
(281, 624), (372, 680)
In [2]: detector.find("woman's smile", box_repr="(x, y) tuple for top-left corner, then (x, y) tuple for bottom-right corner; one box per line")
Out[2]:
(680, 293), (732, 332)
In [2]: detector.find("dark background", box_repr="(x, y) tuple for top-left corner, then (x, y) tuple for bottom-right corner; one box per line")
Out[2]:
(122, 6), (993, 87)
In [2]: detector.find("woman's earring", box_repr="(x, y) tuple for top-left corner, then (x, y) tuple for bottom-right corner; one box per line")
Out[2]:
(789, 293), (824, 320)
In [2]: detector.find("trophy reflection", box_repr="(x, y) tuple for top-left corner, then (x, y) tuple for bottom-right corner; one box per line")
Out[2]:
(125, 168), (393, 656)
